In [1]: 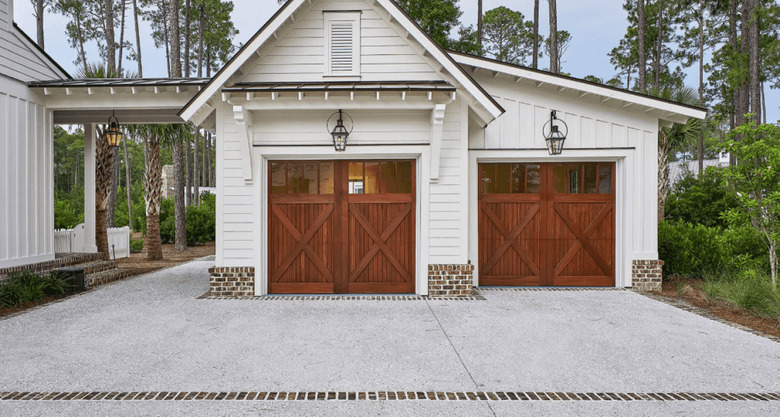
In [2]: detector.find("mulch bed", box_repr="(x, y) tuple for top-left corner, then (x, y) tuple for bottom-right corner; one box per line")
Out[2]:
(117, 241), (215, 275)
(657, 279), (780, 339)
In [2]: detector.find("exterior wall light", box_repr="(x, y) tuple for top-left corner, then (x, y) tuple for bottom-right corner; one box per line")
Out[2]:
(104, 111), (123, 148)
(327, 109), (353, 152)
(543, 110), (568, 155)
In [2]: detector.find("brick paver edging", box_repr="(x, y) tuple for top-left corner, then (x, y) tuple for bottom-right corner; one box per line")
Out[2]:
(198, 292), (486, 301)
(1, 391), (778, 402)
(477, 287), (627, 292)
(640, 293), (780, 344)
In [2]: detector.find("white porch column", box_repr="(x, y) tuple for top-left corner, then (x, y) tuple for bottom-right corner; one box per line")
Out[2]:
(83, 123), (97, 253)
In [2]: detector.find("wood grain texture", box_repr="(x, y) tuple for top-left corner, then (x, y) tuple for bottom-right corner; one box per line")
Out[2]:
(478, 163), (615, 287)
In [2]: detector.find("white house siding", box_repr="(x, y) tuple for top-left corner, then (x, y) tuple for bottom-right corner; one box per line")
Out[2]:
(0, 0), (10, 30)
(215, 104), (256, 267)
(467, 74), (660, 287)
(0, 75), (54, 268)
(0, 26), (64, 82)
(238, 0), (444, 83)
(215, 97), (468, 274)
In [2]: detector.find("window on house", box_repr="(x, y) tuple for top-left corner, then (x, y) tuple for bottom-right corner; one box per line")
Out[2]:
(324, 12), (361, 76)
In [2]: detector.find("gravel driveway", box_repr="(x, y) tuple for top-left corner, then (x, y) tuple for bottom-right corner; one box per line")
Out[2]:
(0, 260), (778, 416)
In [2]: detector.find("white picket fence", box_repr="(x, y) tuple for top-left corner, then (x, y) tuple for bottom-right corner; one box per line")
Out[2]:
(54, 224), (131, 260)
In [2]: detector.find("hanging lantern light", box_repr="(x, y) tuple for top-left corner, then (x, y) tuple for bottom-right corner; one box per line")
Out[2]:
(327, 109), (353, 152)
(543, 110), (568, 155)
(104, 111), (123, 148)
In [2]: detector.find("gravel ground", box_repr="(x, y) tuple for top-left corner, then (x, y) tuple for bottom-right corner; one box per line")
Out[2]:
(0, 260), (778, 416)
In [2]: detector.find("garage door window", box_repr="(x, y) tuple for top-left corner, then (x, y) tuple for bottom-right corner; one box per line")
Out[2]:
(348, 161), (412, 194)
(553, 163), (612, 194)
(270, 161), (335, 194)
(480, 163), (541, 194)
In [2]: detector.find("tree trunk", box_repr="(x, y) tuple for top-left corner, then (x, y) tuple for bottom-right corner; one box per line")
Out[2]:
(184, 0), (191, 77)
(186, 135), (192, 206)
(145, 134), (163, 261)
(95, 126), (113, 260)
(637, 0), (647, 92)
(173, 137), (187, 251)
(123, 135), (133, 230)
(133, 0), (143, 77)
(698, 0), (704, 174)
(163, 1), (171, 76)
(118, 0), (127, 75)
(658, 130), (671, 222)
(736, 0), (750, 129)
(170, 0), (182, 78)
(532, 0), (539, 69)
(654, 0), (662, 89)
(104, 0), (116, 74)
(548, 0), (558, 73)
(762, 81), (767, 125)
(35, 0), (45, 49)
(202, 128), (207, 187)
(107, 148), (119, 227)
(194, 128), (200, 205)
(75, 14), (88, 78)
(747, 0), (760, 125)
(477, 0), (483, 48)
(208, 131), (214, 187)
(770, 240), (777, 289)
(197, 0), (205, 77)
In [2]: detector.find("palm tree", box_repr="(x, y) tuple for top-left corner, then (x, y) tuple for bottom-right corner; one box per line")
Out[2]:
(647, 86), (703, 221)
(76, 63), (137, 259)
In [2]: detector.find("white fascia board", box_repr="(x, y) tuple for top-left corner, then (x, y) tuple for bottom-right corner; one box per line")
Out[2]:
(178, 0), (306, 122)
(376, 0), (503, 122)
(452, 53), (707, 122)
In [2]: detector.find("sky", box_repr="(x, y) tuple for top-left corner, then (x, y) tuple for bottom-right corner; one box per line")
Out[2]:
(13, 0), (779, 122)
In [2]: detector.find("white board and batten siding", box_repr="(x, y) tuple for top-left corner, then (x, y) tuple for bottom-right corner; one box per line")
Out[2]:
(239, 0), (445, 83)
(467, 74), (661, 286)
(0, 75), (54, 268)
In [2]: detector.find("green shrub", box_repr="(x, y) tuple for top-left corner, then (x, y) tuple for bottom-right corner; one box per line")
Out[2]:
(54, 200), (83, 229)
(659, 220), (768, 278)
(703, 269), (780, 319)
(155, 193), (216, 245)
(665, 167), (738, 228)
(130, 237), (144, 252)
(0, 271), (67, 308)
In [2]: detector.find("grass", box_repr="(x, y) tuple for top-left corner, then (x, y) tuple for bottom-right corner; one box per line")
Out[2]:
(0, 270), (68, 309)
(702, 269), (780, 319)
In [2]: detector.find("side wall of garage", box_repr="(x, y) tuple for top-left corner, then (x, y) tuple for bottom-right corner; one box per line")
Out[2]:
(468, 73), (660, 288)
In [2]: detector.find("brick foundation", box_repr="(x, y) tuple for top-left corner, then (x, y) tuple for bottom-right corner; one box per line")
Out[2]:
(632, 260), (663, 292)
(208, 267), (255, 297)
(428, 264), (474, 298)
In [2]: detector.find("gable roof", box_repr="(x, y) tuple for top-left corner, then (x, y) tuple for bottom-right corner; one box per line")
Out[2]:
(9, 22), (70, 80)
(450, 51), (706, 123)
(179, 0), (504, 125)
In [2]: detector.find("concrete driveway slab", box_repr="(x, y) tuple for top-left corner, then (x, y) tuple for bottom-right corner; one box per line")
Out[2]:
(0, 260), (778, 416)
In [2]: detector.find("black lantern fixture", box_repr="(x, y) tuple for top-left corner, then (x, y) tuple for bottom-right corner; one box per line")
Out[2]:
(327, 109), (353, 152)
(543, 110), (568, 155)
(104, 111), (123, 148)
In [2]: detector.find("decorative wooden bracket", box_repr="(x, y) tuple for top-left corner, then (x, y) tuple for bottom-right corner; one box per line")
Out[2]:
(429, 104), (447, 181)
(232, 105), (254, 184)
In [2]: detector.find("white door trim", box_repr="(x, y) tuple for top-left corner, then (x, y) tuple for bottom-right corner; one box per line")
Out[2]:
(254, 145), (431, 296)
(468, 149), (633, 288)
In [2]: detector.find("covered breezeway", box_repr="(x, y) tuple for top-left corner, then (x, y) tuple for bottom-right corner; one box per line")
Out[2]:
(27, 78), (214, 256)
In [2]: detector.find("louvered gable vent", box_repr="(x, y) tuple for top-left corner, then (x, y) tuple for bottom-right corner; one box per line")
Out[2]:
(324, 12), (361, 76)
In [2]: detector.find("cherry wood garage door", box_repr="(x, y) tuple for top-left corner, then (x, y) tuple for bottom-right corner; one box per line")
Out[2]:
(479, 163), (615, 287)
(269, 160), (415, 294)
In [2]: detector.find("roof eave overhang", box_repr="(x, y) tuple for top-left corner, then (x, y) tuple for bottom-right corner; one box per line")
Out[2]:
(451, 52), (708, 124)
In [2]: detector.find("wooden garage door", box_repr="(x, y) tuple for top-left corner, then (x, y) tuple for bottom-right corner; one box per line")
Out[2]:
(269, 160), (415, 294)
(479, 163), (615, 287)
